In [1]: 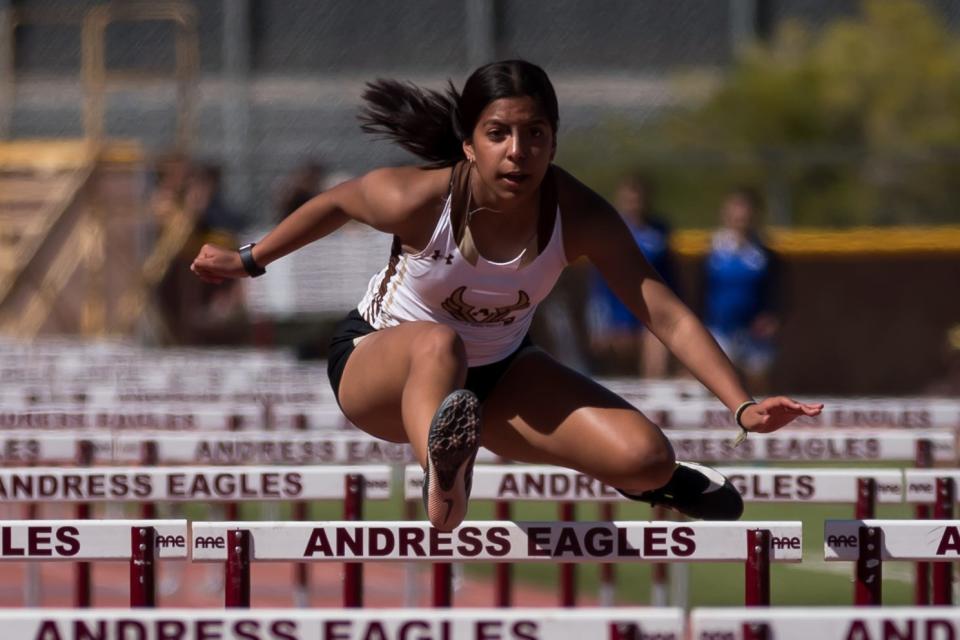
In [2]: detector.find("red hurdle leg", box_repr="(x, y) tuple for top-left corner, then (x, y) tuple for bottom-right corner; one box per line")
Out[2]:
(343, 474), (364, 607)
(495, 500), (512, 607)
(855, 525), (882, 606)
(432, 563), (453, 607)
(225, 529), (251, 608)
(745, 529), (770, 606)
(933, 477), (955, 605)
(225, 416), (242, 521)
(75, 439), (94, 607)
(559, 502), (576, 607)
(599, 502), (615, 606)
(915, 438), (933, 605)
(140, 441), (159, 519)
(650, 504), (668, 606)
(293, 414), (310, 606)
(130, 526), (156, 607)
(855, 478), (876, 520)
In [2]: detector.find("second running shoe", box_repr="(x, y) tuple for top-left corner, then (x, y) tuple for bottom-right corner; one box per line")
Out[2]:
(617, 461), (744, 521)
(422, 389), (482, 532)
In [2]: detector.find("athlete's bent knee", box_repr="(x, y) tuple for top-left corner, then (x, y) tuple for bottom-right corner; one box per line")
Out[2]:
(605, 438), (676, 493)
(409, 323), (468, 378)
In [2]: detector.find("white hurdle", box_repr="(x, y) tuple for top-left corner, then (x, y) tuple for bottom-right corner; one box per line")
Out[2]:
(0, 465), (392, 502)
(190, 520), (802, 607)
(825, 518), (960, 605)
(0, 520), (187, 607)
(667, 429), (955, 463)
(691, 607), (960, 640)
(405, 464), (901, 607)
(0, 608), (686, 640)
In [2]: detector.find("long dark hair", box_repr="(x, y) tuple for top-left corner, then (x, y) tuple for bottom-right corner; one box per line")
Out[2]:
(358, 60), (559, 167)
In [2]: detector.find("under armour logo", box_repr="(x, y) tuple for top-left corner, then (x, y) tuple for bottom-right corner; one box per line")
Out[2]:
(431, 250), (454, 265)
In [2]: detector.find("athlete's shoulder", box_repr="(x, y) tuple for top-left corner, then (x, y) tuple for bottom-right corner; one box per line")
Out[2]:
(552, 165), (607, 212)
(348, 165), (452, 236)
(361, 165), (451, 212)
(551, 165), (620, 259)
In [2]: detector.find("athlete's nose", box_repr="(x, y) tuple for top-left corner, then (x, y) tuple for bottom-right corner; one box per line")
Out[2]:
(506, 131), (528, 162)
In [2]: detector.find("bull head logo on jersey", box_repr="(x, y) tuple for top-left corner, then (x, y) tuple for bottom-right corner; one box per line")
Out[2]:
(441, 287), (530, 325)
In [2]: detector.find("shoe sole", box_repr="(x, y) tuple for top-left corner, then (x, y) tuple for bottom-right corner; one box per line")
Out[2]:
(423, 390), (481, 532)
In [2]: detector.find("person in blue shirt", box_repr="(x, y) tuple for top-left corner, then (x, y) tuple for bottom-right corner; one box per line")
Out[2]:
(587, 175), (678, 378)
(703, 187), (780, 393)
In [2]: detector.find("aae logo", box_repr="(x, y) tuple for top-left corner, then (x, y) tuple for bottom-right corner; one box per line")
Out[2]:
(194, 536), (225, 549)
(155, 535), (185, 549)
(826, 535), (858, 548)
(770, 536), (801, 550)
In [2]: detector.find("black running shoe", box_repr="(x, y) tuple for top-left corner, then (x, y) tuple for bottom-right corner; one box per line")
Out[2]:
(422, 389), (481, 532)
(617, 461), (744, 521)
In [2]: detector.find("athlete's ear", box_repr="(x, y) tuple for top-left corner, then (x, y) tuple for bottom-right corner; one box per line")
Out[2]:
(462, 138), (476, 164)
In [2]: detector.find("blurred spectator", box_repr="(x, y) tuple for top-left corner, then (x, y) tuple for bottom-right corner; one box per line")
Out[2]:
(149, 156), (248, 343)
(186, 163), (245, 236)
(275, 161), (326, 221)
(586, 175), (678, 378)
(149, 151), (190, 222)
(183, 163), (248, 331)
(702, 187), (780, 393)
(926, 324), (960, 395)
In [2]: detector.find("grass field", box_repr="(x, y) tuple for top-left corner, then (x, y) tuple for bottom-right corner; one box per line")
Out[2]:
(196, 460), (934, 608)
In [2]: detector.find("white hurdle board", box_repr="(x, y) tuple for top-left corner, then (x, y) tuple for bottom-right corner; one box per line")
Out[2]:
(721, 468), (904, 502)
(0, 406), (261, 431)
(0, 520), (188, 560)
(692, 607), (960, 640)
(824, 519), (960, 561)
(0, 608), (685, 640)
(645, 398), (960, 429)
(191, 521), (803, 563)
(114, 431), (418, 465)
(0, 431), (500, 465)
(667, 429), (955, 462)
(0, 431), (114, 463)
(0, 466), (391, 502)
(904, 469), (960, 503)
(404, 465), (904, 503)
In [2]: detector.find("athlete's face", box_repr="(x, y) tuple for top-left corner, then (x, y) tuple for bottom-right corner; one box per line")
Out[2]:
(463, 96), (556, 204)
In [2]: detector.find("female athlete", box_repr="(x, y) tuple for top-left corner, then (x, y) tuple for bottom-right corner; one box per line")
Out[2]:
(191, 60), (823, 532)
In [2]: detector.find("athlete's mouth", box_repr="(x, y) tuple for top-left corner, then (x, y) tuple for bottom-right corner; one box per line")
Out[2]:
(499, 172), (530, 186)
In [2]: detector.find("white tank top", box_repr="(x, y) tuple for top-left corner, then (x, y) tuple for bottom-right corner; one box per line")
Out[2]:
(357, 164), (568, 366)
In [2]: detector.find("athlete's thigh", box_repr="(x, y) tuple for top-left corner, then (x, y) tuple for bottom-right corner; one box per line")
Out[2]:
(337, 321), (434, 443)
(480, 348), (673, 480)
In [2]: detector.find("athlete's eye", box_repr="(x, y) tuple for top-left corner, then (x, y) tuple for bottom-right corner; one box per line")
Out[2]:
(487, 129), (506, 141)
(530, 127), (545, 139)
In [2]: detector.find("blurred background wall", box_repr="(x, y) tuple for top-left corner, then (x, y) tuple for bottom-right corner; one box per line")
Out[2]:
(1, 0), (958, 395)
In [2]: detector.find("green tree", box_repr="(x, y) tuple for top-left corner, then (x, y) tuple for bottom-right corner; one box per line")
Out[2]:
(559, 0), (960, 227)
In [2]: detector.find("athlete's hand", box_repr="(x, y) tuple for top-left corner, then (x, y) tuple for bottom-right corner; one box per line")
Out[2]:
(740, 397), (823, 434)
(190, 244), (246, 284)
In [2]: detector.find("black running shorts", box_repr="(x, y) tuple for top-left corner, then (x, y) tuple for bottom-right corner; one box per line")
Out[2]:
(327, 309), (535, 408)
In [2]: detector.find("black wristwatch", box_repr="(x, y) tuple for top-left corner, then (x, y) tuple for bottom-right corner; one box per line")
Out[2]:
(238, 243), (266, 278)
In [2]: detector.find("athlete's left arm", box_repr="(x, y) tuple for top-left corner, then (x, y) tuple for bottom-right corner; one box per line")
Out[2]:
(557, 168), (821, 433)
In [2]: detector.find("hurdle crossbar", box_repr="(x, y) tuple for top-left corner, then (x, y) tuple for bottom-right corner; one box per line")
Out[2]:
(192, 520), (802, 607)
(825, 517), (960, 605)
(0, 465), (391, 502)
(692, 607), (960, 640)
(0, 608), (685, 640)
(0, 520), (187, 607)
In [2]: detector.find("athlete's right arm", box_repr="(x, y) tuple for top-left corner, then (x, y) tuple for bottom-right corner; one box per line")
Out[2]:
(190, 166), (445, 283)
